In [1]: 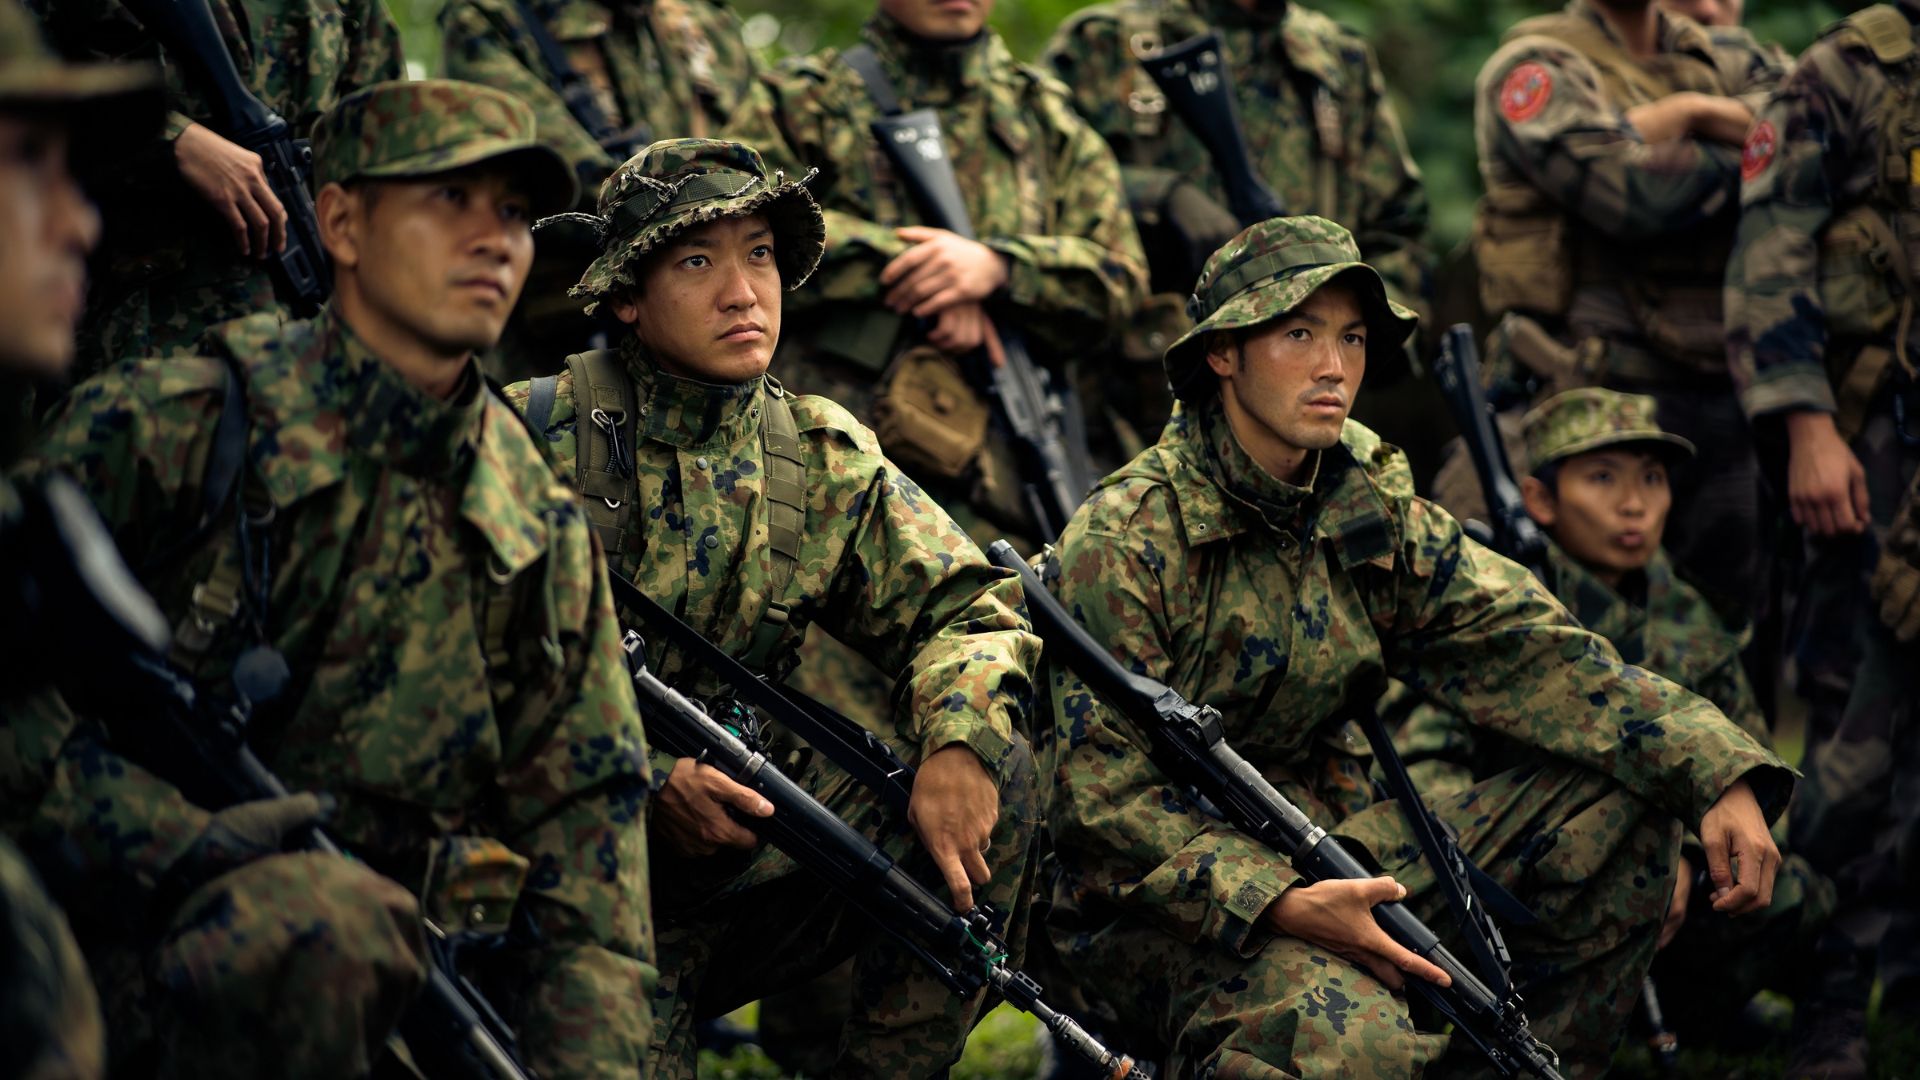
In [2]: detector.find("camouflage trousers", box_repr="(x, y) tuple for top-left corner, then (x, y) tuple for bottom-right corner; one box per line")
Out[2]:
(1788, 392), (1920, 1011)
(81, 851), (427, 1079)
(2, 835), (101, 1080)
(648, 735), (1041, 1079)
(1051, 758), (1679, 1079)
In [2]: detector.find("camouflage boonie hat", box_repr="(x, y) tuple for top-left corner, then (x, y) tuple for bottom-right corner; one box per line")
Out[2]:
(560, 138), (825, 314)
(1523, 388), (1696, 471)
(0, 0), (160, 149)
(312, 79), (577, 216)
(1164, 216), (1418, 403)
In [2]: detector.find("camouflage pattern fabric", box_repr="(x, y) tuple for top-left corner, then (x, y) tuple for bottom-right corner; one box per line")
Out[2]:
(1042, 389), (1789, 1074)
(9, 307), (656, 1078)
(26, 0), (403, 385)
(1725, 2), (1920, 1014)
(1521, 386), (1696, 468)
(0, 833), (100, 1080)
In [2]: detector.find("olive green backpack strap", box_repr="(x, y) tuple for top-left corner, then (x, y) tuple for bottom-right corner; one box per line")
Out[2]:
(740, 377), (807, 673)
(564, 349), (638, 556)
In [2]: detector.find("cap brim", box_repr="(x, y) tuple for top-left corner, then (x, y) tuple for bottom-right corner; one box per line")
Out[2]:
(356, 141), (580, 218)
(1537, 431), (1697, 468)
(0, 60), (164, 162)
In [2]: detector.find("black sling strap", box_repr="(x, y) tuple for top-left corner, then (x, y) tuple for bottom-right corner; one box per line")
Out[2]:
(510, 0), (643, 152)
(840, 44), (903, 116)
(608, 568), (918, 814)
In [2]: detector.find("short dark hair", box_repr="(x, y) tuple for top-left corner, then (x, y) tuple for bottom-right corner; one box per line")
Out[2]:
(1530, 459), (1562, 495)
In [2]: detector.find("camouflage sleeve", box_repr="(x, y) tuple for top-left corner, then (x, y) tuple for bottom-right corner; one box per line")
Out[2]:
(341, 0), (405, 92)
(440, 1), (617, 189)
(1047, 482), (1299, 956)
(1348, 45), (1431, 322)
(1382, 497), (1790, 827)
(817, 451), (1039, 782)
(1725, 36), (1876, 420)
(1479, 38), (1741, 238)
(1037, 8), (1135, 164)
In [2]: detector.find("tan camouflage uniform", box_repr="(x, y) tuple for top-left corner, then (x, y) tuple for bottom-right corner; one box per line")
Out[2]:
(6, 82), (658, 1080)
(1046, 217), (1789, 1078)
(1474, 0), (1784, 621)
(1724, 0), (1920, 1019)
(503, 139), (1043, 1080)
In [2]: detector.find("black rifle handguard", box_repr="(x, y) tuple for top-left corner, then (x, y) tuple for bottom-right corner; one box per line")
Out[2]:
(1432, 324), (1549, 573)
(1138, 33), (1286, 227)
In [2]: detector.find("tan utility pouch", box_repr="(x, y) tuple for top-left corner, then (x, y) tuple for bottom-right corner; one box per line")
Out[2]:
(1819, 205), (1905, 343)
(1473, 200), (1574, 319)
(872, 345), (989, 481)
(422, 836), (531, 937)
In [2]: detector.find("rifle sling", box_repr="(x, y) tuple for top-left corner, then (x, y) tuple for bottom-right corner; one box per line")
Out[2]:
(841, 44), (904, 116)
(512, 0), (627, 147)
(607, 568), (917, 815)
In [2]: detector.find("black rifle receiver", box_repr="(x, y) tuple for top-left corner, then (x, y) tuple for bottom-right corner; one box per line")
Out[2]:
(986, 540), (1567, 1080)
(1432, 324), (1549, 573)
(1137, 33), (1286, 228)
(117, 0), (329, 315)
(619, 631), (1148, 1080)
(861, 103), (1096, 541)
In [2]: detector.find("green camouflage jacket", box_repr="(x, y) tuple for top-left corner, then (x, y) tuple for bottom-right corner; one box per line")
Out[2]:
(28, 0), (402, 379)
(9, 309), (654, 1078)
(722, 14), (1147, 371)
(1045, 399), (1788, 955)
(1725, 2), (1920, 422)
(502, 337), (1039, 787)
(440, 0), (761, 199)
(1474, 0), (1783, 376)
(1042, 0), (1429, 320)
(1394, 541), (1767, 797)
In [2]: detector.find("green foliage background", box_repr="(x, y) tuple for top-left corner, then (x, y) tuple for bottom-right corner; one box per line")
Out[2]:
(388, 0), (1867, 250)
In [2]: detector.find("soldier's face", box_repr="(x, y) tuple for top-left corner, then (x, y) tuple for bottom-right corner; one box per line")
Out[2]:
(0, 114), (100, 378)
(1523, 448), (1672, 584)
(1207, 282), (1367, 465)
(325, 166), (534, 382)
(615, 215), (781, 385)
(879, 0), (993, 42)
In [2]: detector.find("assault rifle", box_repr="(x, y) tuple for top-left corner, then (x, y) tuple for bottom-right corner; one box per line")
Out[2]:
(617, 629), (1149, 1080)
(119, 0), (329, 316)
(842, 46), (1095, 541)
(1137, 32), (1285, 228)
(17, 476), (536, 1080)
(1431, 323), (1548, 574)
(987, 540), (1567, 1080)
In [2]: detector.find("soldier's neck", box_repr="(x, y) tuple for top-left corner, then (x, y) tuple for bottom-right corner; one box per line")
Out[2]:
(1590, 0), (1663, 58)
(331, 286), (473, 401)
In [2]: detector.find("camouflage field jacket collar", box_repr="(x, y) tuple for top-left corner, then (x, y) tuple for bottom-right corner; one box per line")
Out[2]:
(620, 336), (765, 453)
(1559, 0), (1714, 60)
(861, 13), (1008, 104)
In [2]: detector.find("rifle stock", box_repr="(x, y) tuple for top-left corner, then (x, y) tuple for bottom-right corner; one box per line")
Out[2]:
(1138, 33), (1285, 228)
(1432, 324), (1548, 573)
(986, 540), (1566, 1080)
(117, 0), (330, 315)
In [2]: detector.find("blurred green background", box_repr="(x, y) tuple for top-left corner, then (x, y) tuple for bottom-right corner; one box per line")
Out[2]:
(388, 0), (1863, 250)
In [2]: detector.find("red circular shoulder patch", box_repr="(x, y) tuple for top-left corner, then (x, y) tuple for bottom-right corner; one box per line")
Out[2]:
(1500, 62), (1554, 123)
(1742, 121), (1778, 182)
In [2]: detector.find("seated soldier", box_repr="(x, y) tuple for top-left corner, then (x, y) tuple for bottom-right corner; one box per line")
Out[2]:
(1044, 215), (1791, 1078)
(1395, 387), (1832, 1046)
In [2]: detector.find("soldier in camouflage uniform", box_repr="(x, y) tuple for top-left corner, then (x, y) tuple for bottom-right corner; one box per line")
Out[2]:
(1394, 388), (1833, 1047)
(502, 138), (1042, 1079)
(1044, 216), (1790, 1078)
(27, 0), (402, 386)
(8, 80), (659, 1079)
(440, 0), (763, 382)
(1474, 0), (1785, 623)
(1041, 0), (1431, 440)
(1725, 5), (1920, 1073)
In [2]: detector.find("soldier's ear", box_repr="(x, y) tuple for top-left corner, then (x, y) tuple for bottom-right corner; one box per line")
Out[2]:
(1520, 475), (1557, 529)
(315, 181), (361, 270)
(1204, 331), (1239, 378)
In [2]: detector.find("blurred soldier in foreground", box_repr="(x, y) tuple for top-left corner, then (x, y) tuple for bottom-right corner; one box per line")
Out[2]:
(0, 2), (161, 1075)
(9, 80), (658, 1078)
(440, 0), (764, 381)
(1726, 5), (1920, 1075)
(1474, 0), (1784, 622)
(504, 138), (1041, 1078)
(27, 0), (401, 385)
(1043, 215), (1788, 1077)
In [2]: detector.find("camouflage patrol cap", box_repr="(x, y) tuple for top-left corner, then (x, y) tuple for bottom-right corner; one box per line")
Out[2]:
(0, 0), (160, 149)
(1164, 215), (1418, 403)
(563, 138), (825, 314)
(312, 79), (577, 216)
(1522, 388), (1696, 471)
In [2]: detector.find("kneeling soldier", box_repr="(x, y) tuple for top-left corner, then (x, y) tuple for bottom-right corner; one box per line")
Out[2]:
(504, 138), (1041, 1078)
(1043, 216), (1790, 1077)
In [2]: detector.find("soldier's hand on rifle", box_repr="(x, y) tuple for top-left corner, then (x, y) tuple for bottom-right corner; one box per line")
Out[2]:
(1698, 777), (1780, 916)
(882, 226), (1009, 318)
(1658, 855), (1692, 950)
(926, 302), (988, 354)
(1263, 876), (1453, 992)
(907, 743), (999, 912)
(656, 757), (773, 856)
(174, 121), (288, 259)
(1784, 411), (1870, 537)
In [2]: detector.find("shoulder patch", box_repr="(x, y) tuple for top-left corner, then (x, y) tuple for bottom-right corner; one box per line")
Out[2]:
(1500, 61), (1554, 122)
(1741, 120), (1778, 181)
